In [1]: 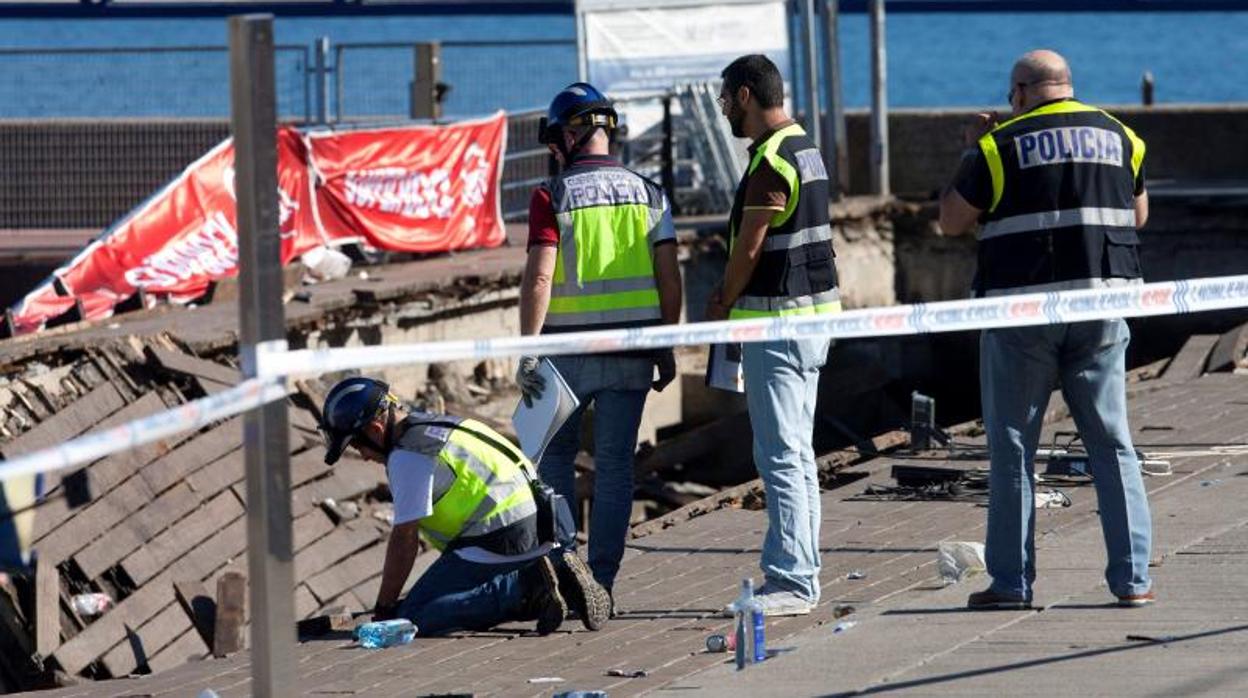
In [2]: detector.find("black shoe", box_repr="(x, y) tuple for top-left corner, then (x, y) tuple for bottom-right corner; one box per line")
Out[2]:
(553, 550), (611, 631)
(967, 588), (1032, 611)
(522, 557), (567, 635)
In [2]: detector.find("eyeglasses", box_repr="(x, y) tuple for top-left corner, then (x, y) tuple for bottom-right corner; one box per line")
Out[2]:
(1007, 79), (1069, 104)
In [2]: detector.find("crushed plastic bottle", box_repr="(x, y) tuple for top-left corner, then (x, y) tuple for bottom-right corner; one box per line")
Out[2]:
(354, 619), (416, 648)
(70, 592), (112, 617)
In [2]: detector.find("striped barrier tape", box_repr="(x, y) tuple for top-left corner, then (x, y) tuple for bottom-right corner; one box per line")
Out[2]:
(4, 273), (1248, 484)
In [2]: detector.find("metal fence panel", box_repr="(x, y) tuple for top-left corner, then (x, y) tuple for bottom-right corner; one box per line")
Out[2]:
(0, 46), (310, 119)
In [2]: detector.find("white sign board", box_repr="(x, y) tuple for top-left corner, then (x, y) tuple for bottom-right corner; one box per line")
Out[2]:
(582, 1), (790, 97)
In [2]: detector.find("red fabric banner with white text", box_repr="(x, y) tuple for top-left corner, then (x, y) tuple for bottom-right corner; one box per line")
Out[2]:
(8, 113), (507, 335)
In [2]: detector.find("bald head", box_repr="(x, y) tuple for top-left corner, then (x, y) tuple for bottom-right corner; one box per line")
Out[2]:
(1009, 49), (1074, 113)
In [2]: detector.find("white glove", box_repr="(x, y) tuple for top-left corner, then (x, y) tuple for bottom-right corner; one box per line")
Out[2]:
(516, 356), (546, 407)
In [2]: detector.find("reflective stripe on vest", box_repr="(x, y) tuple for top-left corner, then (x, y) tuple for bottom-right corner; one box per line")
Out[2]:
(412, 419), (537, 552)
(543, 165), (666, 331)
(980, 207), (1137, 240)
(729, 123), (840, 320)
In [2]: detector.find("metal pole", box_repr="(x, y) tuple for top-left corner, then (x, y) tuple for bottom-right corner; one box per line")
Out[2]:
(800, 0), (822, 149)
(575, 1), (589, 81)
(335, 45), (345, 123)
(662, 94), (678, 216)
(868, 0), (889, 196)
(1141, 70), (1155, 106)
(229, 14), (294, 698)
(314, 36), (329, 125)
(820, 0), (848, 198)
(411, 42), (442, 121)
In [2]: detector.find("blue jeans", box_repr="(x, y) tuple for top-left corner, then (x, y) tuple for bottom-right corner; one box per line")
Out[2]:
(742, 337), (831, 604)
(397, 553), (536, 636)
(539, 354), (652, 590)
(980, 319), (1152, 600)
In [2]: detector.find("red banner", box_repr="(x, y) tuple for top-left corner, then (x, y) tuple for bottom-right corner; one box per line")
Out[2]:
(309, 113), (506, 252)
(8, 114), (508, 335)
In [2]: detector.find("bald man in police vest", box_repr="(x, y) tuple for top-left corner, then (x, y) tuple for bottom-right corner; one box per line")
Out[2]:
(941, 49), (1154, 610)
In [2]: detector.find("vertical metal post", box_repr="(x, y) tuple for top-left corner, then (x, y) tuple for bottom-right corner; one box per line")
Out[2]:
(820, 0), (848, 198)
(314, 36), (330, 125)
(1141, 70), (1155, 106)
(799, 0), (822, 149)
(335, 45), (345, 123)
(229, 14), (294, 698)
(662, 94), (678, 216)
(411, 42), (442, 121)
(868, 0), (890, 196)
(575, 2), (589, 81)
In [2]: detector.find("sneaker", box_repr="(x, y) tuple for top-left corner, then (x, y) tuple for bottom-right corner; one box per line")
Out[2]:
(966, 588), (1032, 610)
(553, 550), (611, 631)
(1117, 590), (1155, 607)
(523, 557), (567, 635)
(719, 587), (814, 617)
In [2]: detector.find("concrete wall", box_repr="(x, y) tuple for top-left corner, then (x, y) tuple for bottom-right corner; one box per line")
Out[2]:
(842, 103), (1248, 196)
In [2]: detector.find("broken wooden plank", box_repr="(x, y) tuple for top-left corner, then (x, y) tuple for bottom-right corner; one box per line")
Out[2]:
(1206, 322), (1248, 373)
(294, 520), (385, 584)
(146, 346), (241, 387)
(120, 491), (244, 586)
(34, 558), (59, 657)
(173, 580), (215, 649)
(31, 392), (176, 541)
(73, 483), (201, 580)
(140, 419), (242, 495)
(99, 603), (191, 678)
(0, 383), (125, 459)
(1161, 334), (1219, 382)
(52, 511), (251, 676)
(144, 629), (209, 674)
(293, 509), (336, 553)
(212, 572), (245, 658)
(294, 585), (320, 620)
(305, 542), (387, 605)
(35, 474), (155, 566)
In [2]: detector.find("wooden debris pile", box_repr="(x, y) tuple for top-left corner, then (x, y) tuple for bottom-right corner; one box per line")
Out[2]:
(0, 338), (395, 692)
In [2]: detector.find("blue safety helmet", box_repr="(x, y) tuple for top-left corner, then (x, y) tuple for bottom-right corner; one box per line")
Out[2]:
(319, 376), (392, 465)
(538, 82), (618, 145)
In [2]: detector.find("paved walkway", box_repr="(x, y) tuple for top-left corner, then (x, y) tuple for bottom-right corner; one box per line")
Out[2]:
(24, 371), (1248, 697)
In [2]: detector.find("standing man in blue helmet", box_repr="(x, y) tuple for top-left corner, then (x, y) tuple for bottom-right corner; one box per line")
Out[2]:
(940, 49), (1153, 609)
(319, 376), (611, 635)
(708, 55), (841, 617)
(516, 82), (683, 606)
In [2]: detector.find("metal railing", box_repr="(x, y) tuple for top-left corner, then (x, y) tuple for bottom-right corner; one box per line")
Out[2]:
(328, 38), (576, 121)
(0, 44), (311, 120)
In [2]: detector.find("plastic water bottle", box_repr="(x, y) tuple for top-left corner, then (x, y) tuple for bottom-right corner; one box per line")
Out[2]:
(354, 619), (416, 648)
(732, 578), (765, 669)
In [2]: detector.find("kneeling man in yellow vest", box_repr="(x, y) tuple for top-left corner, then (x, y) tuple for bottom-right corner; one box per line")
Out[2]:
(319, 376), (611, 635)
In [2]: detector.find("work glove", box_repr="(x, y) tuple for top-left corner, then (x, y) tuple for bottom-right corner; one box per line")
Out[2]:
(652, 349), (676, 393)
(516, 355), (546, 407)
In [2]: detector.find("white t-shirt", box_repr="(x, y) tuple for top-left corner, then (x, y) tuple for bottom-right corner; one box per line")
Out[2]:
(386, 449), (553, 564)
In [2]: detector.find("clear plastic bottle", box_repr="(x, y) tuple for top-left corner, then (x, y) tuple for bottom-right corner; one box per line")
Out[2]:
(354, 619), (416, 648)
(732, 578), (766, 669)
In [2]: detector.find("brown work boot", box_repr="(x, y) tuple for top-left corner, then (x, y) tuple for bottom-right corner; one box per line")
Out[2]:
(520, 557), (567, 635)
(1117, 590), (1155, 607)
(553, 550), (611, 631)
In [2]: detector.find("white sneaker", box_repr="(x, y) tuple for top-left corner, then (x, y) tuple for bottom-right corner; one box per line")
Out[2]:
(719, 587), (815, 617)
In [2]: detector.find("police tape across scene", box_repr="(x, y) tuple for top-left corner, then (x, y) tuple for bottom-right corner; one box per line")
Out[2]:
(2, 273), (1248, 485)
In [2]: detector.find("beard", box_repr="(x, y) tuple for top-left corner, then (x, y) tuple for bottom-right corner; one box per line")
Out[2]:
(727, 104), (746, 138)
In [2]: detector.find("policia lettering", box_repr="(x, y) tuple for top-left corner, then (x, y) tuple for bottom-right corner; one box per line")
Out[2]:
(973, 99), (1146, 296)
(542, 164), (671, 332)
(397, 415), (540, 556)
(729, 123), (842, 318)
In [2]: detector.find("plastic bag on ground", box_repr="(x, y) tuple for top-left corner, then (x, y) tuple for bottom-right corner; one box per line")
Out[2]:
(300, 246), (353, 284)
(937, 541), (986, 584)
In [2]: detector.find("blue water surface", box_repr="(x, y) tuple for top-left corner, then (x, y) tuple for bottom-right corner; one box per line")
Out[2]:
(0, 10), (1245, 119)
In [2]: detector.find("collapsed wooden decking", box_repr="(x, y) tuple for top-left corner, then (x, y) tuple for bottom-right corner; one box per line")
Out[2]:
(7, 324), (1247, 697)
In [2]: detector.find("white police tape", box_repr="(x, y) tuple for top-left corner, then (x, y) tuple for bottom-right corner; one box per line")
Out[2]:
(268, 275), (1248, 377)
(3, 273), (1248, 484)
(0, 376), (289, 484)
